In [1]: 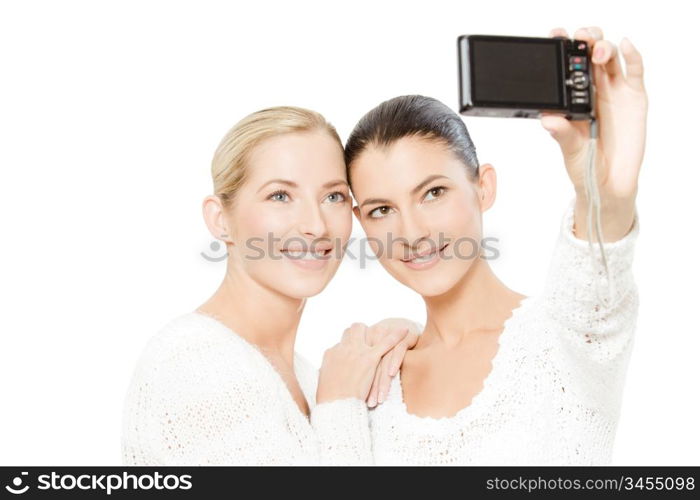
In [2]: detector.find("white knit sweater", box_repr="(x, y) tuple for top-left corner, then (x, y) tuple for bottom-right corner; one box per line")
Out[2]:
(369, 198), (640, 465)
(122, 198), (639, 466)
(121, 311), (371, 465)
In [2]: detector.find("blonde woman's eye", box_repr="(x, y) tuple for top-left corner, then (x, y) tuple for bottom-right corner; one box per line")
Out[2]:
(325, 191), (347, 203)
(269, 190), (290, 202)
(368, 206), (392, 219)
(424, 186), (446, 202)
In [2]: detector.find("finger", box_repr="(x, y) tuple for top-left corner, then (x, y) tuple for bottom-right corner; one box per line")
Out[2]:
(571, 27), (610, 93)
(541, 27), (589, 147)
(364, 324), (387, 347)
(549, 27), (569, 38)
(572, 26), (603, 69)
(592, 40), (623, 80)
(388, 340), (409, 377)
(620, 37), (645, 92)
(574, 26), (604, 44)
(367, 364), (380, 408)
(405, 331), (420, 349)
(387, 325), (409, 342)
(539, 113), (587, 156)
(342, 322), (367, 345)
(377, 355), (392, 404)
(371, 327), (409, 358)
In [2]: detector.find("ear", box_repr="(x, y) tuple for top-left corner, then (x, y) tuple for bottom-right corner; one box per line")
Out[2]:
(352, 205), (361, 221)
(202, 195), (234, 244)
(477, 163), (497, 211)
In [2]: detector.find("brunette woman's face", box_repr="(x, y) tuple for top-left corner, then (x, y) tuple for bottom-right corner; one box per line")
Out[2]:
(350, 135), (496, 297)
(222, 130), (352, 299)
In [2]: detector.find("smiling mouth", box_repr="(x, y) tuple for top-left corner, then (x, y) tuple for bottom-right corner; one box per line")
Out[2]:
(402, 243), (449, 263)
(281, 248), (332, 259)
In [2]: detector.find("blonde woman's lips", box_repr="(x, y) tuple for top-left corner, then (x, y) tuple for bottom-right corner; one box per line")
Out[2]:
(281, 247), (332, 271)
(401, 243), (449, 270)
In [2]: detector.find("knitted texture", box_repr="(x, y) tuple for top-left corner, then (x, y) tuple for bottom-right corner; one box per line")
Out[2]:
(369, 198), (640, 465)
(121, 312), (370, 465)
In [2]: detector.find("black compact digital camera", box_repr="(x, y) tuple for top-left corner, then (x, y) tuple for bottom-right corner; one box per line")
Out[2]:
(457, 34), (595, 120)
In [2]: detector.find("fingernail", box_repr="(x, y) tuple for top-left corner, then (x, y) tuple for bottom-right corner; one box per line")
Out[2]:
(378, 390), (385, 404)
(593, 47), (604, 62)
(368, 396), (377, 407)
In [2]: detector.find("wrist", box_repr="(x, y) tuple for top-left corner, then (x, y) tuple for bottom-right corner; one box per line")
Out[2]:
(573, 193), (637, 242)
(316, 386), (364, 405)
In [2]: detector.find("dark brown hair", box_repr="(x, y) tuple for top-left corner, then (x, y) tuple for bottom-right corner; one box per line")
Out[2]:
(344, 95), (480, 187)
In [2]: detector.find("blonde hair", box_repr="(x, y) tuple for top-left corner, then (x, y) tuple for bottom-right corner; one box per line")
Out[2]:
(211, 106), (343, 208)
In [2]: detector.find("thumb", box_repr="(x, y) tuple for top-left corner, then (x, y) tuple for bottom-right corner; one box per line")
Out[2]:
(540, 113), (586, 157)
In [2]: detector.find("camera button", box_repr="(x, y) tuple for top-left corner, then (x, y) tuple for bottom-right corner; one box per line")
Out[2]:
(571, 72), (589, 90)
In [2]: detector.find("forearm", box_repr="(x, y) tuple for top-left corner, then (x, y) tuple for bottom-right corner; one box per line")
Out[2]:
(573, 190), (637, 243)
(310, 398), (374, 465)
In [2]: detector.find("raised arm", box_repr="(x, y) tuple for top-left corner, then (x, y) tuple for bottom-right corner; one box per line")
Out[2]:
(542, 197), (639, 362)
(537, 25), (646, 362)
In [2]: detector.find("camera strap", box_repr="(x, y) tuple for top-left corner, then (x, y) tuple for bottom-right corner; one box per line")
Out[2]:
(583, 118), (615, 309)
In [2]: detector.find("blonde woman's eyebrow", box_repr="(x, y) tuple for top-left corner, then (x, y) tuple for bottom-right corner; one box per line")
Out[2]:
(257, 179), (297, 193)
(257, 178), (348, 193)
(359, 174), (449, 208)
(324, 179), (350, 189)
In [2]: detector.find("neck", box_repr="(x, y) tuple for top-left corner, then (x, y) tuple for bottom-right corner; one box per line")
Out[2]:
(420, 255), (520, 349)
(199, 261), (304, 366)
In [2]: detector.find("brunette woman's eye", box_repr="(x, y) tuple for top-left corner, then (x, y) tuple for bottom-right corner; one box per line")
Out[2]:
(268, 190), (290, 202)
(324, 191), (347, 204)
(424, 186), (447, 202)
(368, 206), (393, 219)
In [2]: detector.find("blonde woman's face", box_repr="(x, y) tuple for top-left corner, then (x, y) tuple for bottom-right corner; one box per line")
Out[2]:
(351, 136), (493, 297)
(224, 130), (352, 299)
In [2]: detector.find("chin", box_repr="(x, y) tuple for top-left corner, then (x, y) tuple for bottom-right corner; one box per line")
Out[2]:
(268, 269), (335, 299)
(406, 276), (460, 298)
(278, 281), (329, 299)
(389, 260), (473, 298)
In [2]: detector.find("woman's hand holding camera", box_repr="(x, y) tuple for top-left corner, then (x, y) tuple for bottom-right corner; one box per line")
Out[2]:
(541, 26), (647, 242)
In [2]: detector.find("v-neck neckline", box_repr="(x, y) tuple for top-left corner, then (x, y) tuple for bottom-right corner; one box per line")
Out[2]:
(191, 310), (313, 423)
(391, 295), (536, 428)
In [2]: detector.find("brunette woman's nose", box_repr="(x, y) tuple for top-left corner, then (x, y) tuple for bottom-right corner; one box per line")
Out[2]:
(399, 208), (430, 246)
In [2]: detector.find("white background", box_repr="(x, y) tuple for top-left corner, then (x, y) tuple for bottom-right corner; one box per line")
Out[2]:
(1, 0), (697, 465)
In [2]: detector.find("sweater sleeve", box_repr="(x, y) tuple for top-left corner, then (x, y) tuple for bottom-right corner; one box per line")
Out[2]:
(540, 197), (641, 362)
(122, 335), (280, 466)
(310, 398), (374, 465)
(291, 353), (374, 465)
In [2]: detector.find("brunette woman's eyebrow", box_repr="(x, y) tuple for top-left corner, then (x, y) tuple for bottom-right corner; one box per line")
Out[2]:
(360, 197), (391, 209)
(359, 174), (449, 208)
(411, 175), (449, 195)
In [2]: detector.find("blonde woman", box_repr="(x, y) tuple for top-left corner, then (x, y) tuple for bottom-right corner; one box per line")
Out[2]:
(335, 26), (646, 464)
(121, 107), (420, 465)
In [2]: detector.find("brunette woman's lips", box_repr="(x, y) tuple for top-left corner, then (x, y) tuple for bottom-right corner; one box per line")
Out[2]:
(281, 246), (332, 271)
(401, 243), (449, 270)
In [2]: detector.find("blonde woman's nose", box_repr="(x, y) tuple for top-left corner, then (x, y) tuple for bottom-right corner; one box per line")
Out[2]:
(298, 201), (328, 238)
